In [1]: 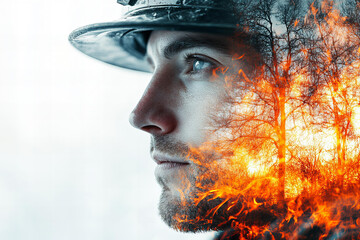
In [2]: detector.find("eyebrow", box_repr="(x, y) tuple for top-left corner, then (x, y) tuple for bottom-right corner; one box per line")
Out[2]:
(162, 35), (231, 59)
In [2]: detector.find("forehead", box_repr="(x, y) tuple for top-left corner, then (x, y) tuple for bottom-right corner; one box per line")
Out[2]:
(146, 31), (234, 59)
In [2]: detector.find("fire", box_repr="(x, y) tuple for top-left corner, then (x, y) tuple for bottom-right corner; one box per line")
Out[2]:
(171, 0), (360, 239)
(353, 106), (360, 135)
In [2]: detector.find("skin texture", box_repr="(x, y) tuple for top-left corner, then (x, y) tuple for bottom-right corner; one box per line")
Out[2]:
(129, 31), (257, 232)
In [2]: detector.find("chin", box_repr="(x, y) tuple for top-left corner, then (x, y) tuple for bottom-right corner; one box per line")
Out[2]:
(158, 186), (281, 235)
(158, 188), (237, 233)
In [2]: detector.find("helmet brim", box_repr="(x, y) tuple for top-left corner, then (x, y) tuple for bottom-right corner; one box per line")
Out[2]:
(69, 6), (238, 72)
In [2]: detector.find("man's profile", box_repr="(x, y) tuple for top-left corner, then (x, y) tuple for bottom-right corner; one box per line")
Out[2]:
(69, 0), (360, 239)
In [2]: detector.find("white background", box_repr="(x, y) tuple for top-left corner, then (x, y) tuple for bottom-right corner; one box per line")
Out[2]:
(0, 1), (214, 239)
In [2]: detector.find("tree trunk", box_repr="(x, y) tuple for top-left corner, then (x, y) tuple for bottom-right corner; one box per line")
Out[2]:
(278, 87), (286, 207)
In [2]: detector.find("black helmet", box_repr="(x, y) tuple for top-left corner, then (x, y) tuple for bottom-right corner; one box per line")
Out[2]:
(69, 0), (250, 72)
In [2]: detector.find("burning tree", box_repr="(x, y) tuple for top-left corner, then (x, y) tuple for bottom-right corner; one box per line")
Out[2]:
(216, 0), (360, 200)
(301, 0), (360, 192)
(214, 0), (311, 206)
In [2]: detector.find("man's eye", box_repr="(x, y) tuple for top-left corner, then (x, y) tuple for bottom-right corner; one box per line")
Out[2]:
(185, 55), (217, 74)
(192, 59), (213, 72)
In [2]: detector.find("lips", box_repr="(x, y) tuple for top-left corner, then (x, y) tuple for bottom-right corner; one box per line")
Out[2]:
(152, 152), (190, 170)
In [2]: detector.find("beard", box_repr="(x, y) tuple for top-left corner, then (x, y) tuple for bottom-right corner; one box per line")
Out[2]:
(157, 172), (277, 233)
(151, 135), (225, 232)
(151, 135), (275, 232)
(158, 186), (231, 232)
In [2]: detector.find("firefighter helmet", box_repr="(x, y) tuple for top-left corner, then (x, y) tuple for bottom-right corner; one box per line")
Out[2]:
(69, 0), (248, 72)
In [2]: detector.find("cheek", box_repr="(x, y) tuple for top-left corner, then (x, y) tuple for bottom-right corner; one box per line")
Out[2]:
(176, 81), (227, 146)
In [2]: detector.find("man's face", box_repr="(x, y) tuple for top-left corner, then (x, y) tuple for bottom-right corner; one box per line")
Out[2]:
(129, 30), (257, 231)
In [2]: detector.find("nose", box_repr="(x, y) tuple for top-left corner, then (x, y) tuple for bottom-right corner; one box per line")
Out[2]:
(129, 70), (178, 135)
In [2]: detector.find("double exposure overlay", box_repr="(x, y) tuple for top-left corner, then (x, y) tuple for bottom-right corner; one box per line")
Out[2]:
(171, 1), (360, 239)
